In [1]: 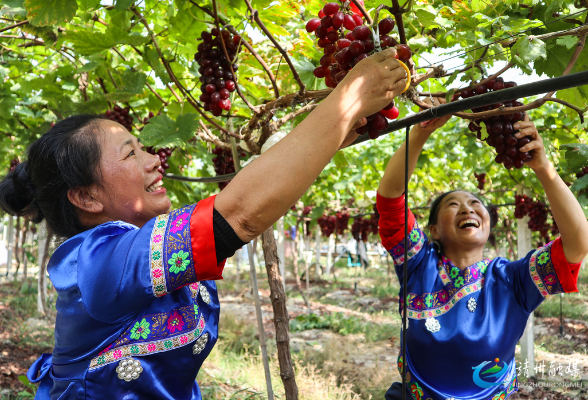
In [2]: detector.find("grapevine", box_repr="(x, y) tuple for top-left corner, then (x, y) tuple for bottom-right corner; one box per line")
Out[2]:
(474, 172), (486, 191)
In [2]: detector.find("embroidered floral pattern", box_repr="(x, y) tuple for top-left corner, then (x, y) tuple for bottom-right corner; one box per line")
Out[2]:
(130, 319), (151, 340)
(149, 214), (168, 297)
(529, 241), (563, 297)
(89, 314), (207, 370)
(149, 204), (198, 296)
(449, 267), (460, 279)
(170, 213), (189, 234)
(402, 257), (489, 320)
(410, 382), (423, 400)
(167, 310), (185, 333)
(169, 250), (190, 274)
(389, 223), (426, 266)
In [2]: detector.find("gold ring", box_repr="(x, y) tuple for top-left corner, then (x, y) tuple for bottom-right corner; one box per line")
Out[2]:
(397, 60), (411, 93)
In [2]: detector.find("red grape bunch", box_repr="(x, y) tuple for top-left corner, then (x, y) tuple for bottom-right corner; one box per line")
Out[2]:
(474, 172), (486, 190)
(514, 194), (531, 219)
(527, 200), (549, 234)
(317, 214), (337, 237)
(307, 1), (411, 139)
(9, 158), (19, 172)
(140, 111), (156, 128)
(335, 210), (350, 236)
(211, 145), (246, 190)
(145, 147), (173, 175)
(576, 166), (588, 178)
(303, 205), (313, 216)
(104, 105), (134, 132)
(195, 28), (241, 116)
(463, 78), (533, 169)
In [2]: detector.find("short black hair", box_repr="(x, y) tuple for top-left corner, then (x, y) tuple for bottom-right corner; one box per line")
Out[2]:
(0, 115), (108, 238)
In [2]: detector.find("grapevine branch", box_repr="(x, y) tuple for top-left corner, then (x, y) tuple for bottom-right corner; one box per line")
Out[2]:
(0, 20), (29, 34)
(349, 0), (373, 24)
(243, 0), (306, 95)
(212, 0), (258, 113)
(391, 0), (408, 44)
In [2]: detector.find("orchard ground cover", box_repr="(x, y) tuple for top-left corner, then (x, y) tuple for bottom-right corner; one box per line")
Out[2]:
(1, 254), (586, 399)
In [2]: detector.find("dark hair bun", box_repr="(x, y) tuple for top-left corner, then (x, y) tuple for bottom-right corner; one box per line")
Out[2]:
(0, 161), (43, 222)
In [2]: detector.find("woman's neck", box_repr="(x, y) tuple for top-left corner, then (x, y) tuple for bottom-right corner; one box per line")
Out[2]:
(442, 246), (485, 270)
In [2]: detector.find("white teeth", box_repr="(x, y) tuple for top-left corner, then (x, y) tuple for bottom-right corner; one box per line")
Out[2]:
(458, 219), (480, 228)
(146, 180), (163, 193)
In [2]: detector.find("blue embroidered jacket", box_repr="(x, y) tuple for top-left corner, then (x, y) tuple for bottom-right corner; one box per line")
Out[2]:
(377, 193), (580, 400)
(27, 198), (225, 399)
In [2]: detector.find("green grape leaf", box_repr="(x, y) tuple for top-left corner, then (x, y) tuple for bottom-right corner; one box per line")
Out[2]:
(560, 143), (588, 171)
(78, 61), (99, 72)
(114, 0), (134, 9)
(104, 70), (147, 101)
(1, 0), (27, 16)
(510, 35), (547, 67)
(24, 0), (77, 26)
(555, 36), (578, 50)
(570, 174), (588, 193)
(139, 113), (199, 148)
(76, 0), (100, 11)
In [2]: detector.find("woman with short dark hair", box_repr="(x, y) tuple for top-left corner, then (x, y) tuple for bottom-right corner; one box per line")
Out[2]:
(0, 49), (408, 399)
(377, 107), (587, 400)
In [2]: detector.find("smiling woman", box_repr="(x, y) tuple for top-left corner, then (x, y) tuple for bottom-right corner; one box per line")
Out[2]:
(0, 47), (409, 400)
(375, 100), (588, 400)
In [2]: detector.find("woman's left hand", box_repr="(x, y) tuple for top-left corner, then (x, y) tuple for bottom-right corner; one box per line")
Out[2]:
(514, 114), (551, 172)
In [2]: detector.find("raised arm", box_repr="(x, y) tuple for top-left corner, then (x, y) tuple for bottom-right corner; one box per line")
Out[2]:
(378, 98), (451, 198)
(516, 115), (588, 263)
(215, 49), (408, 242)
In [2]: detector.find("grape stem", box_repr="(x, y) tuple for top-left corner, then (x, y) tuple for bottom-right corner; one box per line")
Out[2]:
(349, 0), (373, 24)
(243, 0), (306, 95)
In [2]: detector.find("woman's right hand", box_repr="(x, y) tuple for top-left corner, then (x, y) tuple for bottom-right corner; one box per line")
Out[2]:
(334, 47), (408, 121)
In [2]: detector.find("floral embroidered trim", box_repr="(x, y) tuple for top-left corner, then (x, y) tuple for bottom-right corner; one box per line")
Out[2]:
(163, 205), (198, 292)
(149, 214), (169, 297)
(89, 314), (206, 370)
(389, 223), (426, 266)
(529, 241), (564, 297)
(400, 257), (490, 320)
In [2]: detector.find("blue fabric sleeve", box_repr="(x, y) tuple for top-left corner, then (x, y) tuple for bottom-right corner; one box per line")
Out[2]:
(493, 241), (564, 313)
(77, 204), (200, 324)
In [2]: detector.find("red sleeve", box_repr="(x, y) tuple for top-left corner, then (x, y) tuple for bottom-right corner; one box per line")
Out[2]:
(550, 237), (581, 293)
(377, 192), (416, 251)
(190, 195), (225, 281)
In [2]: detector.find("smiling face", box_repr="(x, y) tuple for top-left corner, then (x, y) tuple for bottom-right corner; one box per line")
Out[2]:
(90, 120), (171, 227)
(429, 191), (491, 252)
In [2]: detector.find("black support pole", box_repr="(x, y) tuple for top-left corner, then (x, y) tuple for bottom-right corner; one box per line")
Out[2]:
(353, 69), (588, 145)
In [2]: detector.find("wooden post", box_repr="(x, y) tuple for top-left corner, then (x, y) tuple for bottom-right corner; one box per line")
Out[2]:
(276, 217), (286, 288)
(314, 225), (321, 278)
(325, 235), (334, 276)
(517, 185), (535, 376)
(247, 242), (274, 400)
(5, 216), (14, 277)
(37, 221), (52, 316)
(261, 228), (299, 400)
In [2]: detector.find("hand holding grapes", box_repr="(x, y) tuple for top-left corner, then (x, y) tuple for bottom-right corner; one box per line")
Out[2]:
(334, 47), (407, 120)
(514, 114), (550, 172)
(411, 97), (452, 137)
